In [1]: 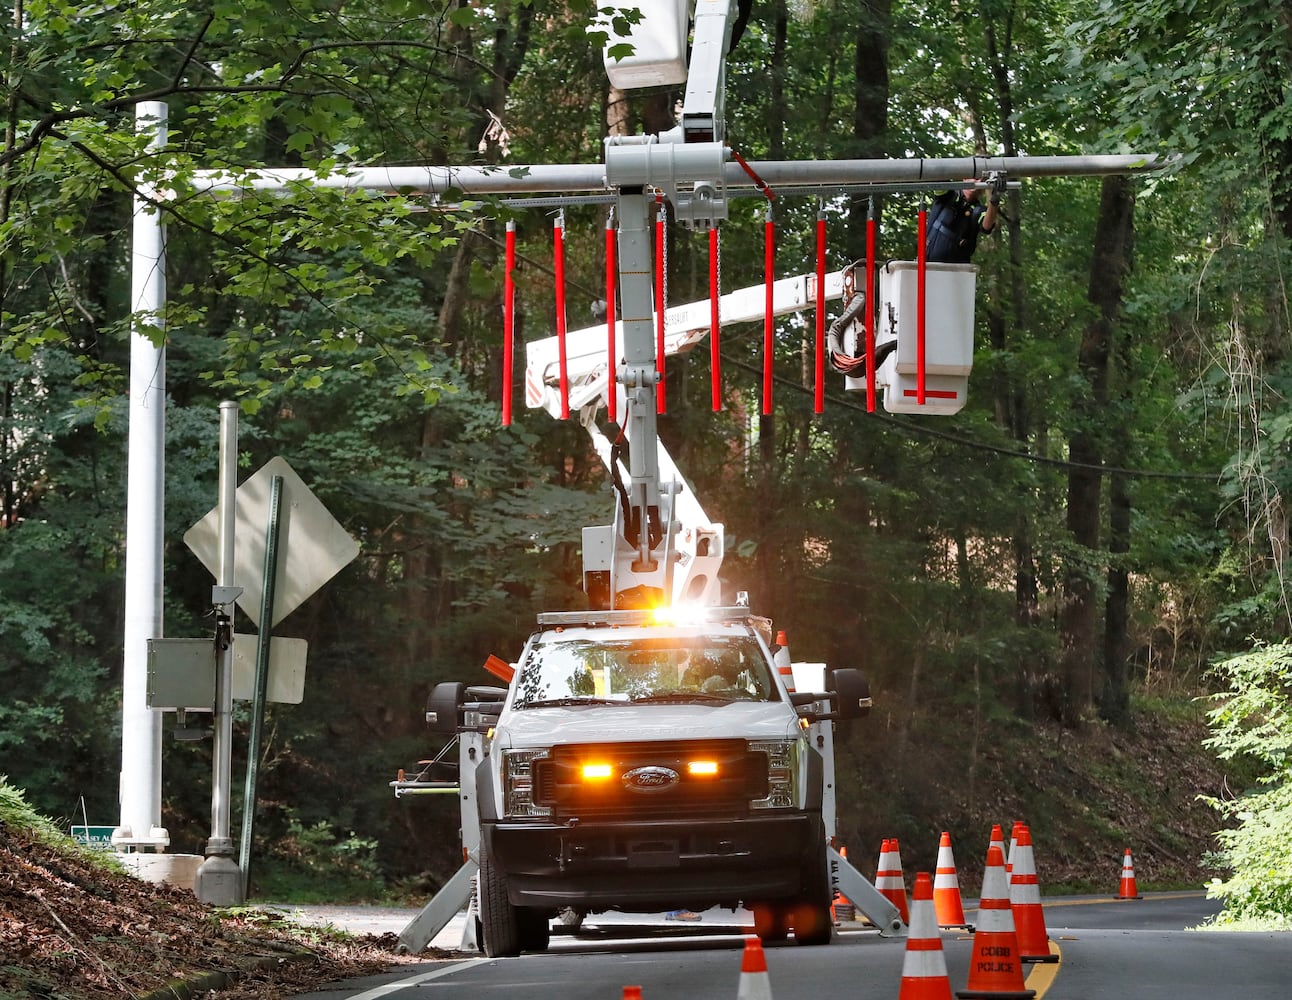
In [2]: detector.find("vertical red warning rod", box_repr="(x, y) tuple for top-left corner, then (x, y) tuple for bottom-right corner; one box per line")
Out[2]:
(604, 211), (618, 424)
(655, 196), (667, 415)
(763, 205), (775, 415)
(865, 199), (877, 413)
(917, 202), (927, 406)
(814, 206), (827, 415)
(502, 219), (516, 426)
(710, 224), (722, 412)
(553, 213), (570, 420)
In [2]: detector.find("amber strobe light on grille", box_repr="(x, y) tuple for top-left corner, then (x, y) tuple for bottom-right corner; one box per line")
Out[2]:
(530, 741), (774, 817)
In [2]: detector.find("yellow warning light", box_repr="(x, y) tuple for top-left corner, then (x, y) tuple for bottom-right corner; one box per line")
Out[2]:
(581, 763), (614, 780)
(687, 760), (719, 777)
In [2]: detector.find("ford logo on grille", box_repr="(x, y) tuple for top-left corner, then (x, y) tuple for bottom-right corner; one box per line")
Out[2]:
(621, 765), (679, 792)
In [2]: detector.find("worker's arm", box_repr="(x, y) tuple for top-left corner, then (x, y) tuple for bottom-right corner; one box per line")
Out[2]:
(981, 194), (1000, 234)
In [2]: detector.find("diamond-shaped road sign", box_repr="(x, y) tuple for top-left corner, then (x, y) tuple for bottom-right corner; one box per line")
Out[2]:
(184, 456), (359, 627)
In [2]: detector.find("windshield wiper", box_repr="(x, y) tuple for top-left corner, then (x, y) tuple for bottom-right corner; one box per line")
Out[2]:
(630, 692), (734, 705)
(521, 696), (623, 708)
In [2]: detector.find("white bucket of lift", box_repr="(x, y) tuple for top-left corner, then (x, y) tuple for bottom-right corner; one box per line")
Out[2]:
(601, 1), (692, 90)
(877, 261), (976, 414)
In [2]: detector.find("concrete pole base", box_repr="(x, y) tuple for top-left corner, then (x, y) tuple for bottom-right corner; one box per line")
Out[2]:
(194, 851), (245, 906)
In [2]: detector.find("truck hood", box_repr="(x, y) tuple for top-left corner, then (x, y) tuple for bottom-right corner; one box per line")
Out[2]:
(496, 702), (800, 749)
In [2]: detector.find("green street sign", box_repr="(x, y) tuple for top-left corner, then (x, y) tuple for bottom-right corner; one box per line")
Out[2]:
(71, 825), (117, 851)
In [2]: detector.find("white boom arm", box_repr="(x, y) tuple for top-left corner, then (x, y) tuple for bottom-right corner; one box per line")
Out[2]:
(527, 270), (844, 608)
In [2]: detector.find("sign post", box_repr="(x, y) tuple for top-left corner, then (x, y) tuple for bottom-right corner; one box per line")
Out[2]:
(186, 450), (359, 904)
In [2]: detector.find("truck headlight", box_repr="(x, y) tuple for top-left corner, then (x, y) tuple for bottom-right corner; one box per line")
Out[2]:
(749, 738), (800, 809)
(501, 748), (552, 818)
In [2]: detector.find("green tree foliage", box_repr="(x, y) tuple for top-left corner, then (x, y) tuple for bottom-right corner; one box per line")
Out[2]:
(0, 0), (1285, 894)
(1202, 641), (1292, 926)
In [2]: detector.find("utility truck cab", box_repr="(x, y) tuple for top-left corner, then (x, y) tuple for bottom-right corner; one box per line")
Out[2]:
(427, 605), (871, 956)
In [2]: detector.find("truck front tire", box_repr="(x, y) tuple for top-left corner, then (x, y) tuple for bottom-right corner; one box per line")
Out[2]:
(792, 845), (834, 946)
(479, 841), (521, 957)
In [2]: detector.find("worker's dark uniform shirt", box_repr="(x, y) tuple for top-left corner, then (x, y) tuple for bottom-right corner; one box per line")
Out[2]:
(925, 190), (990, 264)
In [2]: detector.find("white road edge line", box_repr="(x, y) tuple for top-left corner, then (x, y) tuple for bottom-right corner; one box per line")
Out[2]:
(348, 959), (489, 999)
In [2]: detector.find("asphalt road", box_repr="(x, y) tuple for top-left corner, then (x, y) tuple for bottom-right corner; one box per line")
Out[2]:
(278, 893), (1292, 1000)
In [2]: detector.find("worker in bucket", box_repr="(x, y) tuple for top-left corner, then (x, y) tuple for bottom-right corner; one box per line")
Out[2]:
(925, 183), (1000, 264)
(829, 179), (1001, 376)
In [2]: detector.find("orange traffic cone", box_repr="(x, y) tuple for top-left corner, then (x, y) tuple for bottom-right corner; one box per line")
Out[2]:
(738, 935), (773, 1000)
(955, 845), (1035, 999)
(898, 872), (954, 1000)
(622, 989), (643, 1000)
(1008, 825), (1056, 963)
(877, 838), (910, 922)
(1117, 848), (1142, 900)
(832, 846), (856, 924)
(988, 824), (1006, 863)
(1006, 820), (1023, 875)
(933, 832), (970, 930)
(773, 630), (795, 692)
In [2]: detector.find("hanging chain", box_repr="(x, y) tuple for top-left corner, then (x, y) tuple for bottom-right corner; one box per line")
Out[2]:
(658, 197), (668, 313)
(715, 223), (722, 313)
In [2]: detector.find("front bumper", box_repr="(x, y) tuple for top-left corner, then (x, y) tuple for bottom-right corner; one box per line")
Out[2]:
(484, 811), (823, 911)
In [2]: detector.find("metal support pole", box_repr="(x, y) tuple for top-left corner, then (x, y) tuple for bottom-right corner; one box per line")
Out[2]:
(239, 473), (284, 898)
(195, 400), (244, 905)
(616, 187), (662, 575)
(115, 101), (169, 852)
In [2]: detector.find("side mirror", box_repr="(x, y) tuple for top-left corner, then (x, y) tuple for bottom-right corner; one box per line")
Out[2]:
(426, 682), (466, 734)
(829, 668), (872, 720)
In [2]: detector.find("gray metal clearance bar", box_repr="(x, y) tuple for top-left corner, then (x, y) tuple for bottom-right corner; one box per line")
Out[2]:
(188, 153), (1173, 196)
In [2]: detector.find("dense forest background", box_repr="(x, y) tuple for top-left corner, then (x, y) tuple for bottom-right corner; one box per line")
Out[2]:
(3, 0), (1291, 910)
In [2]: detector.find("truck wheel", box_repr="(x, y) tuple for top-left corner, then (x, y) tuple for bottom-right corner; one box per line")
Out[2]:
(517, 907), (551, 952)
(750, 902), (788, 942)
(478, 842), (521, 957)
(791, 901), (833, 946)
(792, 846), (833, 946)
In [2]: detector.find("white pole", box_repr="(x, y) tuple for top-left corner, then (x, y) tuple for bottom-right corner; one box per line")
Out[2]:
(115, 101), (169, 850)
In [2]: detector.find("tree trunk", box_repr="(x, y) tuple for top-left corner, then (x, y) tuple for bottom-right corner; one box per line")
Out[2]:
(1102, 470), (1132, 723)
(1058, 174), (1134, 725)
(1264, 2), (1292, 241)
(846, 0), (891, 253)
(982, 3), (1042, 714)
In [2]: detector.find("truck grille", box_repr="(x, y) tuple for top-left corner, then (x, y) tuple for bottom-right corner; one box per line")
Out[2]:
(532, 740), (768, 819)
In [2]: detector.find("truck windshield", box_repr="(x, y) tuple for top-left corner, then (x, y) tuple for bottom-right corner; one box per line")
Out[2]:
(513, 633), (776, 709)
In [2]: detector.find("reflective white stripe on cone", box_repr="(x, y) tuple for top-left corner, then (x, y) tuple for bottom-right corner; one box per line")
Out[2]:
(737, 935), (773, 1000)
(1008, 825), (1056, 963)
(900, 872), (954, 1000)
